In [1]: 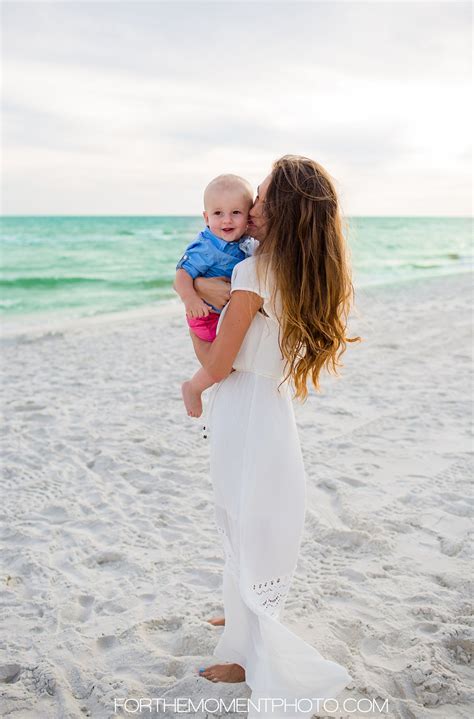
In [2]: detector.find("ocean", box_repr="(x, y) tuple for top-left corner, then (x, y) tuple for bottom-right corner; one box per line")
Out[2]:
(0, 216), (472, 325)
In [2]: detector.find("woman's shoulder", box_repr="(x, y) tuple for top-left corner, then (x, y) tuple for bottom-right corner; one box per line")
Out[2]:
(231, 254), (257, 282)
(231, 254), (271, 299)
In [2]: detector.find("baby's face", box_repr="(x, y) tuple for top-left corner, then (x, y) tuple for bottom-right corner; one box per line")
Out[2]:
(203, 189), (251, 243)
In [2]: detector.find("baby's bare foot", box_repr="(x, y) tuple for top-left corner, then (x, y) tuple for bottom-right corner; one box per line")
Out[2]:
(181, 381), (203, 418)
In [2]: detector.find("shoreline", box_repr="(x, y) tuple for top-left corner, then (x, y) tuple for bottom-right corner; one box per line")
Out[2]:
(1, 266), (472, 343)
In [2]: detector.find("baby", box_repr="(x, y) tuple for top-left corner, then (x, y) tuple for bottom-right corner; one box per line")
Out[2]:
(174, 174), (257, 418)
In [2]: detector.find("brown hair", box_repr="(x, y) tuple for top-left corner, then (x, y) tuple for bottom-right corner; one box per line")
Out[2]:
(255, 154), (361, 400)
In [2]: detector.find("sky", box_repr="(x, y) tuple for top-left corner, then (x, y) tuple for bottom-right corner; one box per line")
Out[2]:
(1, 0), (472, 216)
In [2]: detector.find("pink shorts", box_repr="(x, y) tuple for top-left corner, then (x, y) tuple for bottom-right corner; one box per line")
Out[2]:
(187, 312), (220, 342)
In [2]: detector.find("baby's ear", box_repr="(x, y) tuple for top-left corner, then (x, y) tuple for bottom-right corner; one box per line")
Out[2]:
(202, 210), (209, 227)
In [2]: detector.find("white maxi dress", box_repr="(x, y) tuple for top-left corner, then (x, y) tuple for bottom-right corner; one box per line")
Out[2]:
(205, 255), (352, 718)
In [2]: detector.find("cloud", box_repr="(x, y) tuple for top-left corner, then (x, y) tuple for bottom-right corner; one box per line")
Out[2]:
(2, 1), (472, 215)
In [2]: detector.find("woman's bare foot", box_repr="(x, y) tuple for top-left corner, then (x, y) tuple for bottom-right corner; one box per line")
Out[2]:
(207, 616), (225, 626)
(181, 381), (203, 418)
(198, 663), (245, 683)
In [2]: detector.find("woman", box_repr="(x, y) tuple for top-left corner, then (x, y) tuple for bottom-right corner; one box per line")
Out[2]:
(189, 155), (359, 716)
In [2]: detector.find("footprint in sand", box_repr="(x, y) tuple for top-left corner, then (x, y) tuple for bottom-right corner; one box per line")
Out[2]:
(439, 537), (464, 557)
(78, 594), (95, 608)
(440, 625), (473, 666)
(0, 663), (21, 684)
(415, 621), (440, 634)
(399, 659), (462, 708)
(19, 662), (57, 696)
(338, 474), (367, 488)
(96, 634), (120, 650)
(91, 550), (124, 566)
(97, 600), (128, 616)
(136, 616), (216, 659)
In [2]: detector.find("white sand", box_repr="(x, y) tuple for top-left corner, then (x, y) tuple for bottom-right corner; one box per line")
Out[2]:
(1, 271), (472, 719)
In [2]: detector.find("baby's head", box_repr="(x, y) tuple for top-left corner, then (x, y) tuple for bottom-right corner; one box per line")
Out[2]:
(203, 174), (253, 243)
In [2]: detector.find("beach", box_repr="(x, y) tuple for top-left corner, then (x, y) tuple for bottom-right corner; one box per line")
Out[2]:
(1, 270), (472, 718)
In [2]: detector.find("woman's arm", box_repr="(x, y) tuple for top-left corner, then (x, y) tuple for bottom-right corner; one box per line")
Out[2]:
(189, 290), (263, 382)
(193, 276), (231, 311)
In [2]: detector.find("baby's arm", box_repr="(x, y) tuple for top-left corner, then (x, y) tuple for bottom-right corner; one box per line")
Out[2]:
(174, 269), (210, 319)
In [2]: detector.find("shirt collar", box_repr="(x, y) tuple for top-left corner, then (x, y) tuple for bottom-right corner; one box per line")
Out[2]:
(202, 226), (239, 251)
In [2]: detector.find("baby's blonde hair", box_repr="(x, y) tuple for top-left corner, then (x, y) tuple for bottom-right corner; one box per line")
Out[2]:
(203, 174), (253, 208)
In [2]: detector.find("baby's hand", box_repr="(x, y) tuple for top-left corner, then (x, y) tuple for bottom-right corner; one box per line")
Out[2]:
(185, 295), (210, 319)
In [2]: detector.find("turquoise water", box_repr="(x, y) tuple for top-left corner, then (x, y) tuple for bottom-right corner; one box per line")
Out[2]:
(0, 216), (472, 321)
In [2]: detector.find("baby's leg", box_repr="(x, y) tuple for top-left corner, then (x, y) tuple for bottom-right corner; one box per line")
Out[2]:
(181, 367), (215, 418)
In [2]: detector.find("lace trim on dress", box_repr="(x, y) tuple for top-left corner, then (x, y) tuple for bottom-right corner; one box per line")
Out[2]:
(215, 516), (295, 618)
(250, 572), (294, 617)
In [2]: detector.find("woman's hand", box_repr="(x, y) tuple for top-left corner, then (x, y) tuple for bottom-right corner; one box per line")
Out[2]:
(193, 276), (231, 311)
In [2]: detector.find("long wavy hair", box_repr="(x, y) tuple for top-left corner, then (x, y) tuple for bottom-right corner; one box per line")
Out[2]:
(255, 154), (361, 400)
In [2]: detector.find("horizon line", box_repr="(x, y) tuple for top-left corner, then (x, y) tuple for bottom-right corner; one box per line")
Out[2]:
(1, 214), (473, 220)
